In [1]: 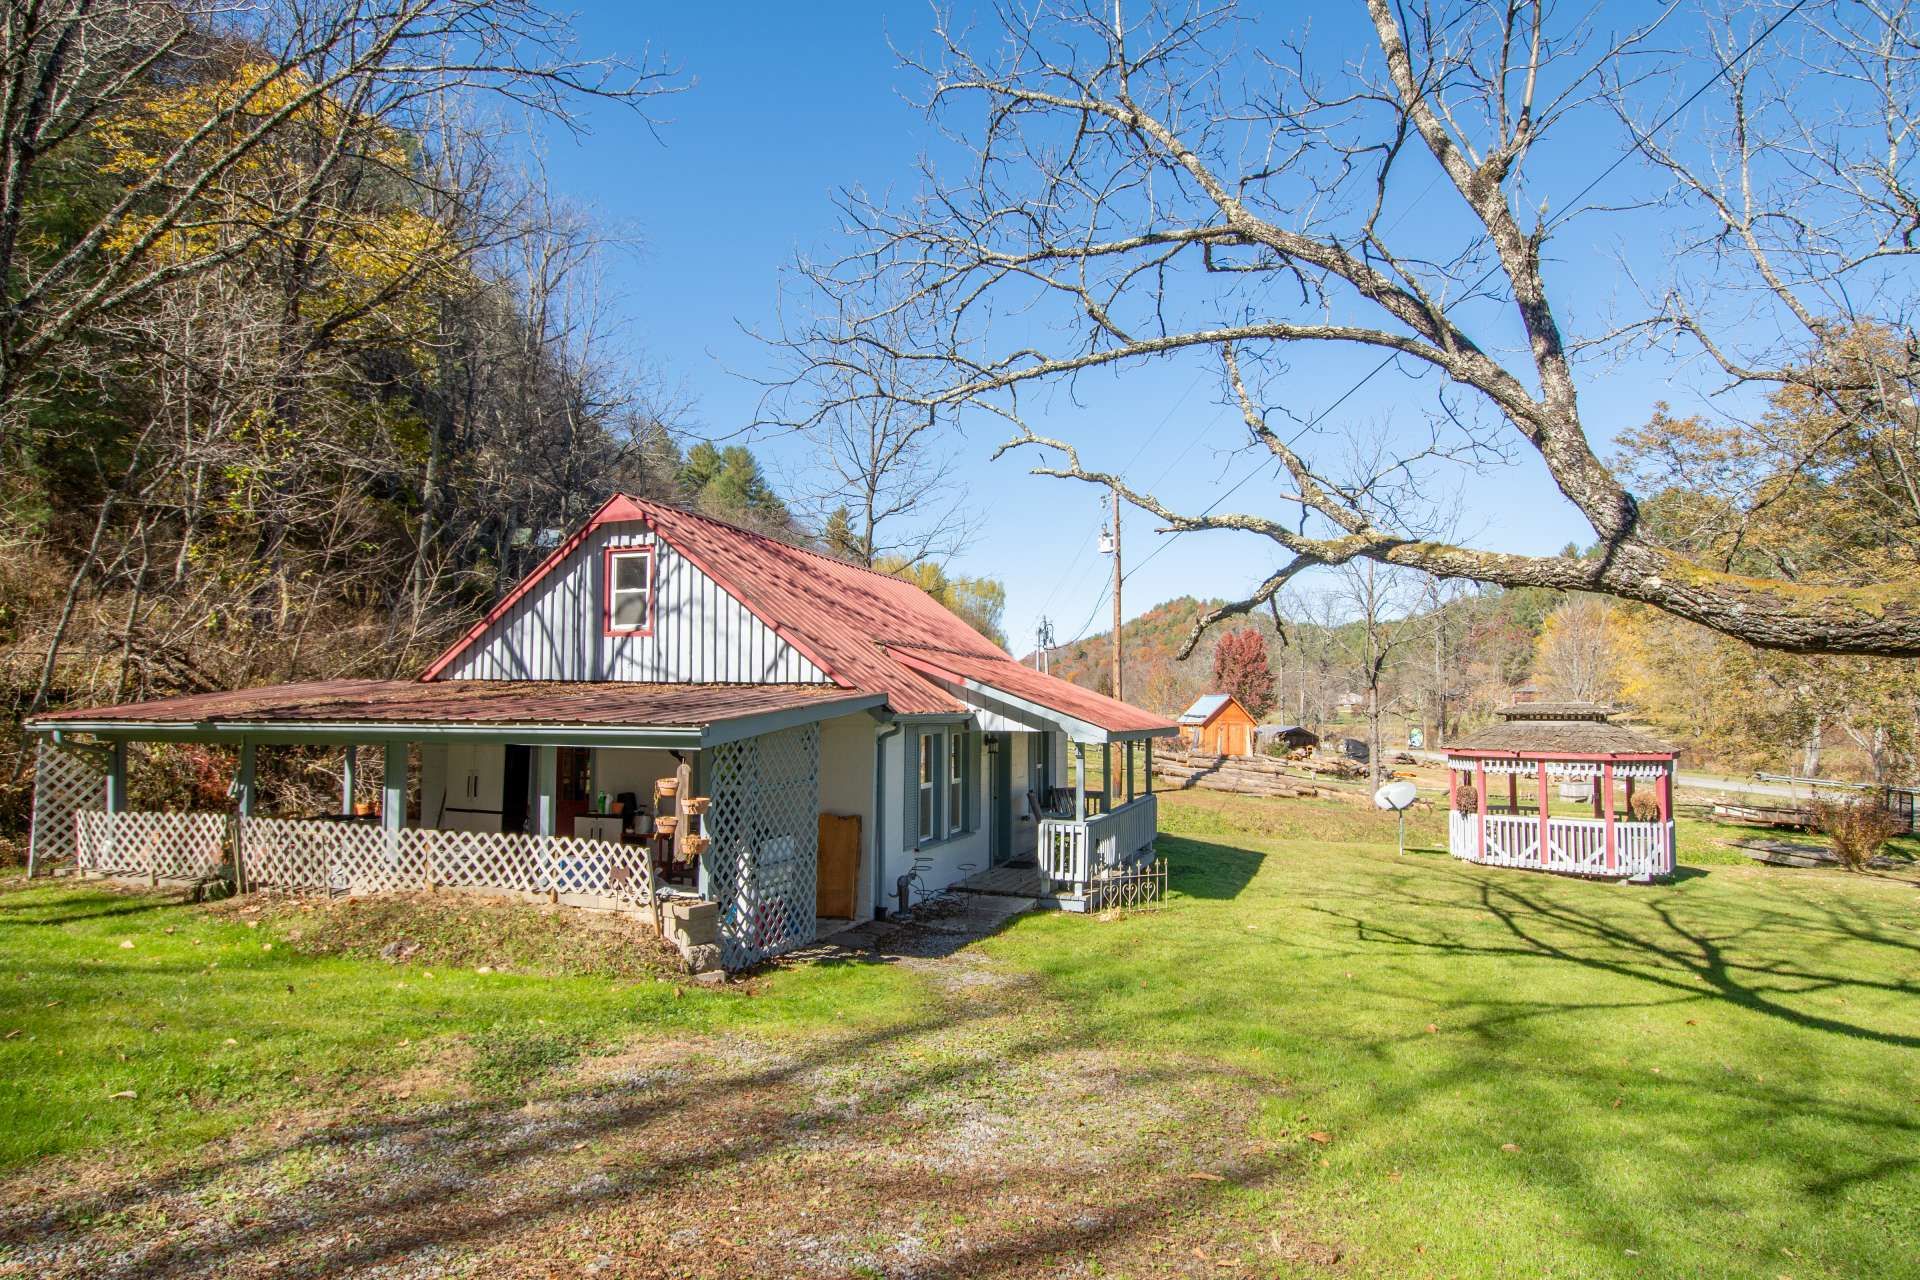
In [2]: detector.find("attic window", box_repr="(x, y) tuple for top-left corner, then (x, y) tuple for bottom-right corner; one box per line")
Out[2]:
(605, 546), (655, 635)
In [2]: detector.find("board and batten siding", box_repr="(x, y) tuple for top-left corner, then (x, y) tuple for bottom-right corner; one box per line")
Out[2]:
(440, 522), (831, 684)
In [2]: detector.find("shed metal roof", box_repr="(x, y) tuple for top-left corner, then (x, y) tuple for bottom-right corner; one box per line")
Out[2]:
(1178, 694), (1232, 725)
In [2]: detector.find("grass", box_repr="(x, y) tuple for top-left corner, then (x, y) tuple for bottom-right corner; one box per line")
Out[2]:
(983, 795), (1920, 1277)
(2, 794), (1917, 1277)
(0, 877), (924, 1170)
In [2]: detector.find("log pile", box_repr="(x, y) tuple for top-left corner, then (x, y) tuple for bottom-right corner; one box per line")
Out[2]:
(1153, 749), (1368, 802)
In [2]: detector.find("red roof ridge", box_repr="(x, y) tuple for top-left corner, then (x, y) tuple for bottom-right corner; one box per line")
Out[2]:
(620, 494), (911, 585)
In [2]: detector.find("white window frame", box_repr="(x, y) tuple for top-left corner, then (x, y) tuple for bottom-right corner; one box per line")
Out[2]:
(605, 546), (655, 636)
(918, 732), (937, 843)
(947, 731), (966, 836)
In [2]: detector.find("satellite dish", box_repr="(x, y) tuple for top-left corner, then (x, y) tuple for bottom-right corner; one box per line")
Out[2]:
(1374, 780), (1419, 811)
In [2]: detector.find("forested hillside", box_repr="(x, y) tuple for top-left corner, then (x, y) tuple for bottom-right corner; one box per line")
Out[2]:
(1046, 575), (1917, 785)
(0, 10), (1008, 841)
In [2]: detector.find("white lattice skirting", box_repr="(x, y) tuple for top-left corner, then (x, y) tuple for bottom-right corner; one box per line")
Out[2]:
(70, 810), (654, 907)
(75, 810), (228, 881)
(238, 817), (653, 904)
(705, 723), (820, 969)
(29, 741), (107, 874)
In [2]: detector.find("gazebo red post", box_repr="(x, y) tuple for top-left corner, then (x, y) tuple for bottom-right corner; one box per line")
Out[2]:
(1474, 759), (1488, 861)
(1657, 761), (1673, 824)
(1507, 772), (1518, 814)
(1602, 760), (1616, 873)
(1536, 760), (1551, 866)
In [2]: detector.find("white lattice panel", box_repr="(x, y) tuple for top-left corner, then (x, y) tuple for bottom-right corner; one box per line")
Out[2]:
(29, 742), (107, 874)
(705, 724), (819, 968)
(74, 810), (227, 880)
(234, 817), (651, 905)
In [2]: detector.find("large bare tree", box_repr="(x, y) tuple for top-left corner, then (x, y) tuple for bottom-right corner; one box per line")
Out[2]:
(783, 0), (1920, 657)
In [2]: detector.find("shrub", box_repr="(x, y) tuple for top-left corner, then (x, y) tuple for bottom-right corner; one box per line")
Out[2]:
(1811, 798), (1904, 871)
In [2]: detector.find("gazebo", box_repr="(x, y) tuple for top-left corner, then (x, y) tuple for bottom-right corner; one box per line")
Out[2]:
(1445, 702), (1678, 882)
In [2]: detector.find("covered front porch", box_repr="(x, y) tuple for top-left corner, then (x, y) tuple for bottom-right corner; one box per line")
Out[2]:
(27, 680), (886, 970)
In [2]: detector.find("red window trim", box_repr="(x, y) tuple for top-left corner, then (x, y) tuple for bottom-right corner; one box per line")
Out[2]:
(603, 544), (657, 637)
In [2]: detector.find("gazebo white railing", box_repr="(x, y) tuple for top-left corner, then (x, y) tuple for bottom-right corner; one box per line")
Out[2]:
(1448, 809), (1674, 881)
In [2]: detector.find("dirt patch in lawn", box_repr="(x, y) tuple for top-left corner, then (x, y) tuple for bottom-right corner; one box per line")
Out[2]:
(205, 889), (684, 979)
(0, 943), (1336, 1278)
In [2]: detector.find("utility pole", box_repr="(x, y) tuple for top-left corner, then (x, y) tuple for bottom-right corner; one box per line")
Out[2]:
(1106, 491), (1123, 701)
(1034, 616), (1055, 673)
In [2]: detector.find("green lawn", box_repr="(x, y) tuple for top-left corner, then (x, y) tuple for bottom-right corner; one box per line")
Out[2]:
(3, 793), (1917, 1277)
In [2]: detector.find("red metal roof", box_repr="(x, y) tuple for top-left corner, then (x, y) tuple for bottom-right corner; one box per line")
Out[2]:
(628, 499), (1174, 734)
(418, 495), (1176, 735)
(30, 680), (872, 730)
(886, 645), (1176, 735)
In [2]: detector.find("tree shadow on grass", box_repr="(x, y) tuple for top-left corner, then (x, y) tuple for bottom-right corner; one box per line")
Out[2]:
(0, 1000), (1302, 1279)
(1160, 836), (1264, 900)
(1311, 860), (1920, 1048)
(0, 899), (179, 927)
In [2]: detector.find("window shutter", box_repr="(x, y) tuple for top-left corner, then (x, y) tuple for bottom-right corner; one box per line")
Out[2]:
(963, 732), (979, 832)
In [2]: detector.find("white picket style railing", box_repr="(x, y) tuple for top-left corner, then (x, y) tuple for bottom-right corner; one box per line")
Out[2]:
(1039, 793), (1159, 897)
(1448, 810), (1673, 881)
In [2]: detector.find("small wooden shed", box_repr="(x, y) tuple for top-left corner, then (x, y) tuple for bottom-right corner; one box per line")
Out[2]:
(1178, 694), (1259, 757)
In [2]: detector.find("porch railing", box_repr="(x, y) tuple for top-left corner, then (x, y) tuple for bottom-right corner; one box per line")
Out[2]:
(72, 809), (655, 904)
(76, 810), (227, 882)
(1449, 811), (1674, 881)
(1039, 793), (1158, 896)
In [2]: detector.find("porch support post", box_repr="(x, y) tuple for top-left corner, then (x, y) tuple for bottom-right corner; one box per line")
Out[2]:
(1602, 761), (1617, 873)
(234, 740), (257, 893)
(1125, 741), (1135, 803)
(532, 744), (558, 837)
(105, 740), (128, 815)
(1101, 742), (1112, 812)
(381, 741), (406, 832)
(1074, 743), (1087, 821)
(1473, 759), (1487, 862)
(236, 741), (258, 818)
(341, 746), (358, 816)
(1144, 740), (1154, 793)
(1537, 760), (1551, 866)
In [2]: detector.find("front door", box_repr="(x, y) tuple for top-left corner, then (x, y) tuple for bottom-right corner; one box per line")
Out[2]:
(557, 746), (593, 834)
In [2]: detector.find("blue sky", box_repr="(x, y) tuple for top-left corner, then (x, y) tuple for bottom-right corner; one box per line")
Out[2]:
(533, 1), (1754, 653)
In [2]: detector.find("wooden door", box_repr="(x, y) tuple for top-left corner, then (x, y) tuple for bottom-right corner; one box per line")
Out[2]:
(817, 813), (861, 919)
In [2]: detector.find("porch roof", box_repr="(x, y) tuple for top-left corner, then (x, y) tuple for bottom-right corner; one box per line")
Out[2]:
(25, 680), (883, 748)
(885, 645), (1178, 742)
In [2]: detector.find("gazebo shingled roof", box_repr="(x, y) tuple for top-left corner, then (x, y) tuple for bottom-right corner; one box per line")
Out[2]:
(1448, 701), (1676, 756)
